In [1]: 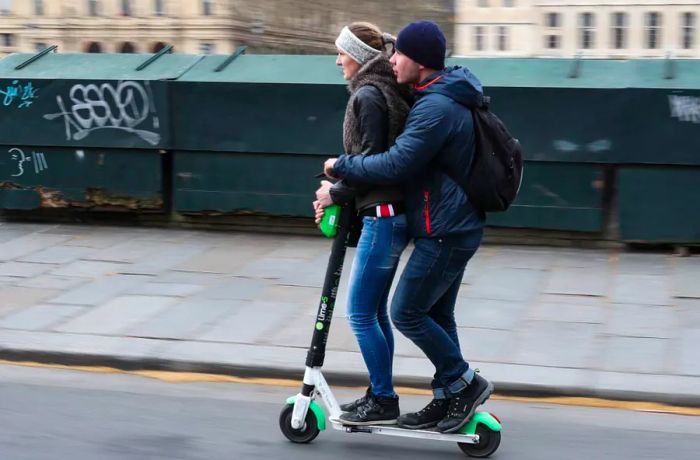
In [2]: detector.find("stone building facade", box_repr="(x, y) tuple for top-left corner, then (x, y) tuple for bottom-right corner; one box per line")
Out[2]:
(454, 0), (700, 58)
(0, 0), (454, 56)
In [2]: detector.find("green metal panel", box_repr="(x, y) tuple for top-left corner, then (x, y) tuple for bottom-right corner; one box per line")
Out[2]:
(613, 88), (700, 166)
(589, 60), (700, 166)
(488, 162), (604, 232)
(448, 57), (700, 89)
(618, 166), (700, 243)
(0, 146), (162, 210)
(174, 154), (604, 232)
(479, 87), (628, 164)
(0, 78), (170, 148)
(176, 55), (700, 89)
(0, 53), (201, 149)
(170, 55), (700, 164)
(448, 58), (630, 89)
(172, 55), (348, 154)
(0, 52), (696, 242)
(0, 53), (202, 81)
(173, 151), (319, 216)
(176, 54), (343, 84)
(452, 58), (700, 166)
(171, 81), (347, 154)
(627, 59), (700, 90)
(0, 188), (41, 209)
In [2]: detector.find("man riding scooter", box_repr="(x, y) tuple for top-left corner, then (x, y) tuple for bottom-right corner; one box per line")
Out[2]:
(323, 20), (493, 434)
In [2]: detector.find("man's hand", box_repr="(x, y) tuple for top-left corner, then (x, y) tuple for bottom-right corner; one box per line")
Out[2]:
(324, 158), (338, 179)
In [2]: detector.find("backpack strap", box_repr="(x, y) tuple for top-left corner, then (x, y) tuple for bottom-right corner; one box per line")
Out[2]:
(476, 94), (491, 110)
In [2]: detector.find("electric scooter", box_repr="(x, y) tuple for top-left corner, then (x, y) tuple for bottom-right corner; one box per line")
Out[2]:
(279, 203), (502, 458)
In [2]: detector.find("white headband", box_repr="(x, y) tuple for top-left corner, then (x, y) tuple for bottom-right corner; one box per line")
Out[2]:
(335, 26), (382, 65)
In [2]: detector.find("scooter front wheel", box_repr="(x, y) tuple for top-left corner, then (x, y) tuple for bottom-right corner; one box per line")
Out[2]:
(458, 424), (501, 458)
(279, 404), (320, 444)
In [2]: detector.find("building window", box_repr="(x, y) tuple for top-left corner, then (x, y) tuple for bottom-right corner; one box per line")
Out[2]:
(645, 12), (662, 49)
(202, 0), (212, 16)
(544, 12), (562, 49)
(496, 26), (509, 51)
(1, 33), (14, 46)
(474, 26), (486, 51)
(579, 13), (595, 49)
(87, 0), (98, 16)
(121, 0), (132, 16)
(86, 41), (102, 53)
(611, 12), (627, 49)
(682, 12), (695, 49)
(88, 0), (98, 16)
(200, 42), (216, 54)
(152, 41), (167, 52)
(34, 0), (43, 15)
(546, 12), (560, 28)
(477, 0), (489, 7)
(545, 35), (560, 49)
(0, 0), (12, 15)
(119, 42), (136, 53)
(35, 42), (47, 52)
(154, 0), (164, 16)
(503, 0), (514, 6)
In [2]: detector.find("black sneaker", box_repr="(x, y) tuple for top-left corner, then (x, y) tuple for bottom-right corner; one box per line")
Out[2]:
(340, 386), (371, 413)
(437, 373), (494, 433)
(339, 394), (399, 426)
(396, 398), (449, 430)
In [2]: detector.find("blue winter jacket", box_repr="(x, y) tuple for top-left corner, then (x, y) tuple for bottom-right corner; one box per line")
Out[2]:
(333, 66), (486, 238)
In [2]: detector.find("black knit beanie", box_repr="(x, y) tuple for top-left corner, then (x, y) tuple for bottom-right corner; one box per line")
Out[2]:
(395, 20), (446, 70)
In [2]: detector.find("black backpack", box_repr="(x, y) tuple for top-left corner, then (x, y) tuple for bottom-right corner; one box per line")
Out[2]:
(452, 95), (524, 212)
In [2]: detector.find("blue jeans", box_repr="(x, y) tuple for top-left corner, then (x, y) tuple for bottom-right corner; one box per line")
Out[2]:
(390, 230), (483, 398)
(346, 215), (408, 398)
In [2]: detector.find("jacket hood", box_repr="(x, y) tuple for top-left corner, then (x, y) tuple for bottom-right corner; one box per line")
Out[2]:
(417, 65), (483, 108)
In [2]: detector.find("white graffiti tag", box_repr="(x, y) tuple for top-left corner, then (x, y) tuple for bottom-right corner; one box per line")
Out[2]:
(9, 147), (48, 177)
(43, 81), (161, 145)
(668, 95), (700, 124)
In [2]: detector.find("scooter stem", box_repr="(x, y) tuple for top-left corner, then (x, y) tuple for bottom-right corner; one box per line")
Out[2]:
(304, 204), (353, 372)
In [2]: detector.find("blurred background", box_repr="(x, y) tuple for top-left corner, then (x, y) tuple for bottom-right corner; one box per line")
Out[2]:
(0, 0), (452, 55)
(0, 0), (698, 58)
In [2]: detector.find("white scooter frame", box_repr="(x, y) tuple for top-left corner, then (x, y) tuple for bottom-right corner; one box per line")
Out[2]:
(291, 366), (482, 444)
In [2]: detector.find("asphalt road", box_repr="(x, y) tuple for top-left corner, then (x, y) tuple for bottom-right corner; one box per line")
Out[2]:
(0, 364), (698, 460)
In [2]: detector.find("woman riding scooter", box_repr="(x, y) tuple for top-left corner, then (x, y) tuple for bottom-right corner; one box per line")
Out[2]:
(313, 22), (412, 426)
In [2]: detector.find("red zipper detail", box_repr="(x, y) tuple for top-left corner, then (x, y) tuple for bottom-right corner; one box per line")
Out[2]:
(423, 191), (432, 235)
(414, 75), (444, 91)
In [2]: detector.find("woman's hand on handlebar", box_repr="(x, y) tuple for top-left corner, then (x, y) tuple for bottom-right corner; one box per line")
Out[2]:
(312, 200), (325, 224)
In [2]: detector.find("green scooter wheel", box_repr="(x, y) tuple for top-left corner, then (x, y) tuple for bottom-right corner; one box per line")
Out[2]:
(279, 404), (320, 444)
(458, 424), (501, 458)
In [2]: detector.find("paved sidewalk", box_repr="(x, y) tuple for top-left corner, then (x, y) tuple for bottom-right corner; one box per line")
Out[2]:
(0, 220), (699, 406)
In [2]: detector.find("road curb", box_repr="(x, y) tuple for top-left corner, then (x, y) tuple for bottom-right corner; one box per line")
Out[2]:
(1, 348), (699, 409)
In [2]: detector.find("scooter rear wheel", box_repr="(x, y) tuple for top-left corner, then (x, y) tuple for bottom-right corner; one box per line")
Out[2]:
(458, 424), (501, 458)
(279, 404), (320, 444)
